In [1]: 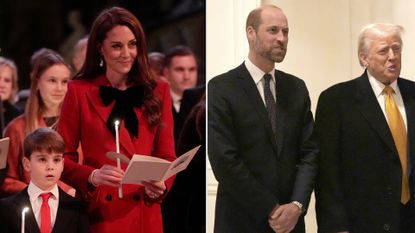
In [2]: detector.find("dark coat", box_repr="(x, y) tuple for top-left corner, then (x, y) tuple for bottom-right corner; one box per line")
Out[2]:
(208, 63), (318, 233)
(315, 72), (415, 233)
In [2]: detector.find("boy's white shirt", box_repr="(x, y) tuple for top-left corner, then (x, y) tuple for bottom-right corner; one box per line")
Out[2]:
(27, 181), (59, 228)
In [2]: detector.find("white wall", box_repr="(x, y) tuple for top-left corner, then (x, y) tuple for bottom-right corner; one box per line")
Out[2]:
(206, 1), (415, 232)
(206, 2), (259, 232)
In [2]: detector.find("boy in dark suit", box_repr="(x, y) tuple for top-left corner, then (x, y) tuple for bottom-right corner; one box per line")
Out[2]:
(0, 128), (89, 233)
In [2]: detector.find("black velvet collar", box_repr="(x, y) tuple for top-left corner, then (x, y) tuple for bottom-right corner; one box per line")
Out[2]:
(99, 85), (145, 138)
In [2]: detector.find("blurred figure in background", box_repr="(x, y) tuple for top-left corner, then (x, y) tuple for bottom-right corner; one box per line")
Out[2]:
(1, 48), (73, 197)
(0, 57), (21, 197)
(161, 45), (205, 233)
(164, 92), (206, 233)
(148, 51), (167, 83)
(72, 36), (88, 73)
(0, 57), (22, 132)
(163, 45), (199, 143)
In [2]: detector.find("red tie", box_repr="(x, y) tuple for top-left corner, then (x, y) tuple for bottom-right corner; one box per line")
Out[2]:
(40, 192), (52, 233)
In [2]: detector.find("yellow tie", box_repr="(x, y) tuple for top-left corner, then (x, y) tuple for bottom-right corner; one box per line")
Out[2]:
(384, 85), (410, 204)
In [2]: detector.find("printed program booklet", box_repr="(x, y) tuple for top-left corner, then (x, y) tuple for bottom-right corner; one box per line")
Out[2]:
(0, 137), (10, 169)
(121, 145), (201, 184)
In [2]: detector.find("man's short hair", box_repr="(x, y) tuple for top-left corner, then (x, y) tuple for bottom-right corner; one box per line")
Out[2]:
(246, 5), (282, 31)
(164, 45), (196, 67)
(24, 128), (65, 159)
(357, 23), (404, 66)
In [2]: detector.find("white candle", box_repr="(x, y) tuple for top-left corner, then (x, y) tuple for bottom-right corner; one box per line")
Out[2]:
(114, 120), (120, 153)
(21, 207), (29, 233)
(114, 120), (123, 198)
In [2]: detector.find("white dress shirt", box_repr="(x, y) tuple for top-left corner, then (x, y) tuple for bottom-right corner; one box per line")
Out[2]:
(367, 71), (407, 129)
(244, 58), (276, 105)
(170, 90), (181, 113)
(27, 181), (59, 229)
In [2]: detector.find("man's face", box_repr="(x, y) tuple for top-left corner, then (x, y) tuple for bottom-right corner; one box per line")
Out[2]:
(164, 55), (198, 96)
(23, 150), (64, 191)
(361, 33), (402, 84)
(250, 7), (289, 63)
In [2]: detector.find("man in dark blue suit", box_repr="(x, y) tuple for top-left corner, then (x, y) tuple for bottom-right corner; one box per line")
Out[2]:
(315, 23), (415, 233)
(208, 4), (318, 233)
(161, 45), (205, 233)
(163, 45), (200, 144)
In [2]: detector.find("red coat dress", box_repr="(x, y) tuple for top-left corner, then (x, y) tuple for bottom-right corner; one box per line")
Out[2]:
(57, 75), (176, 233)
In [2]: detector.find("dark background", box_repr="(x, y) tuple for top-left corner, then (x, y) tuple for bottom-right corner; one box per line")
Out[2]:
(0, 0), (205, 90)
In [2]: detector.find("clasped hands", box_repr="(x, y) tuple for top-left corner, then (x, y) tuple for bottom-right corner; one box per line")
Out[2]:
(90, 164), (166, 199)
(268, 203), (302, 233)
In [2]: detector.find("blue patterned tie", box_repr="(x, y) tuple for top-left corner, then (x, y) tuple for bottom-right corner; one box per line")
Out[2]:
(263, 74), (277, 134)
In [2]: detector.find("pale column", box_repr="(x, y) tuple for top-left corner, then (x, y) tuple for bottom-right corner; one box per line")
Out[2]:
(206, 1), (260, 233)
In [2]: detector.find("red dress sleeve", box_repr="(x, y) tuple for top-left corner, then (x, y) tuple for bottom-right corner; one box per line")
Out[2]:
(57, 81), (95, 198)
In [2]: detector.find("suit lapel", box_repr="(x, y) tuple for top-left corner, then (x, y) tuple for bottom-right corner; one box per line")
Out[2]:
(52, 189), (71, 233)
(274, 70), (287, 156)
(238, 64), (278, 154)
(354, 73), (398, 159)
(14, 188), (40, 233)
(86, 85), (111, 128)
(85, 76), (136, 156)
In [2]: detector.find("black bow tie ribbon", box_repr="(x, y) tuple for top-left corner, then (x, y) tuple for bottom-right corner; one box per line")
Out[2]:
(99, 85), (145, 138)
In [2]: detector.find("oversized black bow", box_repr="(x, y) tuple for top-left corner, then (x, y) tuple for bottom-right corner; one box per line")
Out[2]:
(99, 85), (145, 138)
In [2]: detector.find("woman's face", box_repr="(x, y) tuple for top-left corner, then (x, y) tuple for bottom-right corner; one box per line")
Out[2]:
(100, 25), (138, 77)
(0, 65), (14, 101)
(37, 64), (70, 109)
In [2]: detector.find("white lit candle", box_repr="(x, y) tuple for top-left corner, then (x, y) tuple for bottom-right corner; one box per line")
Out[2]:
(114, 120), (120, 153)
(114, 120), (123, 198)
(21, 207), (29, 233)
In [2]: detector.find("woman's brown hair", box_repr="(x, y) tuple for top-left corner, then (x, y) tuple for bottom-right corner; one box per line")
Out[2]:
(25, 48), (71, 135)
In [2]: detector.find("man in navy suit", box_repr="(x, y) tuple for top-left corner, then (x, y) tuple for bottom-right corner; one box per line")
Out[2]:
(161, 45), (205, 233)
(163, 45), (200, 144)
(0, 128), (89, 233)
(208, 4), (317, 233)
(315, 23), (415, 233)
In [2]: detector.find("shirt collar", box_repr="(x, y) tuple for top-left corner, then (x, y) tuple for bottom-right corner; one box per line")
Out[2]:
(245, 58), (275, 84)
(367, 70), (399, 97)
(28, 181), (59, 202)
(170, 90), (181, 103)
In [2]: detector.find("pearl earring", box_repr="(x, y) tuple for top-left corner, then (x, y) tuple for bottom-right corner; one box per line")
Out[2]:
(99, 58), (104, 67)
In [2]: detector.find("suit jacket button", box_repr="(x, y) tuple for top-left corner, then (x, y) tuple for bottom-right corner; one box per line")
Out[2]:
(133, 194), (141, 202)
(386, 186), (393, 195)
(383, 224), (390, 231)
(106, 194), (112, 202)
